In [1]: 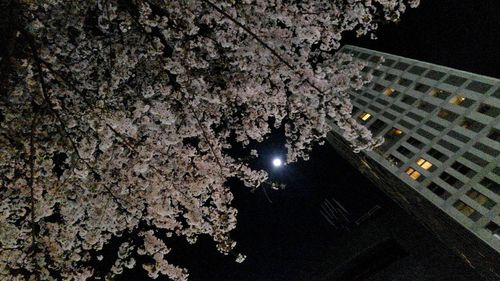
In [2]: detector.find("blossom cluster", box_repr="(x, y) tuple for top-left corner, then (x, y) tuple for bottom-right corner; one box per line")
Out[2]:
(0, 0), (417, 280)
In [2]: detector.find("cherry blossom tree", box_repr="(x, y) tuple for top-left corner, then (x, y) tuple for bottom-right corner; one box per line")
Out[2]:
(0, 0), (418, 280)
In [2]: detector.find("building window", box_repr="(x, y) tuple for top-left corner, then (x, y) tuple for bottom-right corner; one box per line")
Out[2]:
(368, 104), (381, 112)
(466, 190), (496, 209)
(487, 129), (500, 141)
(377, 98), (390, 106)
(424, 70), (446, 80)
(485, 222), (500, 239)
(479, 177), (499, 195)
(382, 58), (396, 67)
(379, 127), (404, 152)
(453, 201), (481, 221)
(373, 83), (385, 92)
(369, 119), (387, 136)
(430, 89), (450, 99)
(357, 99), (368, 106)
(407, 137), (424, 149)
(364, 92), (375, 99)
(369, 55), (382, 63)
(417, 128), (436, 141)
(466, 81), (493, 94)
(424, 70), (446, 81)
(391, 104), (405, 113)
(384, 74), (397, 82)
(449, 96), (475, 107)
(359, 112), (372, 121)
(437, 109), (458, 122)
(473, 142), (499, 157)
(417, 101), (436, 113)
(398, 119), (414, 130)
(405, 167), (421, 181)
(447, 130), (471, 143)
(394, 62), (410, 71)
(444, 75), (467, 87)
(383, 87), (395, 96)
(372, 69), (383, 77)
(449, 95), (466, 105)
(414, 83), (430, 93)
(493, 88), (500, 98)
(439, 172), (463, 189)
(382, 111), (396, 120)
(359, 53), (370, 60)
(425, 120), (445, 131)
(407, 112), (423, 122)
(463, 152), (488, 167)
(401, 95), (417, 106)
(409, 65), (426, 75)
(426, 182), (451, 200)
(494, 167), (500, 178)
(477, 103), (499, 118)
(397, 146), (414, 158)
(416, 158), (433, 170)
(451, 161), (476, 178)
(352, 106), (360, 115)
(386, 155), (403, 167)
(427, 148), (448, 162)
(437, 139), (459, 153)
(389, 127), (403, 136)
(460, 118), (485, 133)
(398, 78), (412, 87)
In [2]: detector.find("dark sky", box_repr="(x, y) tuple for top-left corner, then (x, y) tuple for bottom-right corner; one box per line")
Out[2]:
(343, 0), (500, 78)
(116, 1), (499, 280)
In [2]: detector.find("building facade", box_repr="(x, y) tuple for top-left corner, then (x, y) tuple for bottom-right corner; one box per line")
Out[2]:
(328, 45), (500, 280)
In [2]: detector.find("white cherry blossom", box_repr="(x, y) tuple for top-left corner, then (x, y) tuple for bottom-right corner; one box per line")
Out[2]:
(0, 0), (418, 280)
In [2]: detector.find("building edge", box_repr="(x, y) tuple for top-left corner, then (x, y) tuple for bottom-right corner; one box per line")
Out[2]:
(326, 131), (500, 281)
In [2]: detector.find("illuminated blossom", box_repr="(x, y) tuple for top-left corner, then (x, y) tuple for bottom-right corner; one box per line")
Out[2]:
(0, 0), (417, 280)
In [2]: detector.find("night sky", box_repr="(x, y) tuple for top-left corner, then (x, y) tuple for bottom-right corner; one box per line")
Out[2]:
(117, 1), (499, 280)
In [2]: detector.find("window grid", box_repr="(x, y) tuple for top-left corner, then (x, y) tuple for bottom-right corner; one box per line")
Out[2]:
(341, 45), (500, 249)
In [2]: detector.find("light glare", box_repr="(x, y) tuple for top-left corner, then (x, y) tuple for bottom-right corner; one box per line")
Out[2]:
(272, 158), (283, 167)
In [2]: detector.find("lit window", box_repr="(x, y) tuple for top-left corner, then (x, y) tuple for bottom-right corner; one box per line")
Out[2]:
(405, 167), (421, 180)
(453, 201), (481, 221)
(390, 127), (403, 136)
(466, 190), (496, 209)
(383, 87), (395, 96)
(449, 95), (466, 105)
(359, 112), (372, 121)
(416, 158), (433, 170)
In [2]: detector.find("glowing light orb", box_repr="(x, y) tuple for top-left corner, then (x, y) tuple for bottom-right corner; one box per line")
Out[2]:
(272, 158), (283, 167)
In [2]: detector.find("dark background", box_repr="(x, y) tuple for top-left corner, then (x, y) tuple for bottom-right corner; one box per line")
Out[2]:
(343, 0), (500, 78)
(117, 1), (499, 280)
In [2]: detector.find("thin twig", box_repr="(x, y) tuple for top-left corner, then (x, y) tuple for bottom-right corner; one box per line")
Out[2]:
(189, 105), (225, 174)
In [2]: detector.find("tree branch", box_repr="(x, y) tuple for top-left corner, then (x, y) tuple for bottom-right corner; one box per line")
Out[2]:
(28, 80), (40, 281)
(27, 37), (141, 222)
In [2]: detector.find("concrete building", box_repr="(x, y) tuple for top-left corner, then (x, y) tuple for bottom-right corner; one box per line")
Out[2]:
(327, 45), (500, 281)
